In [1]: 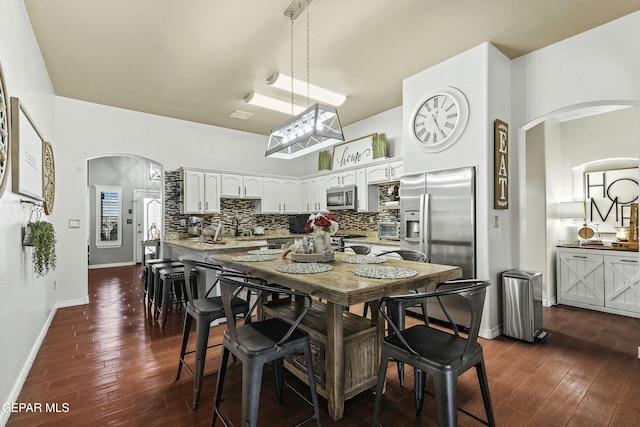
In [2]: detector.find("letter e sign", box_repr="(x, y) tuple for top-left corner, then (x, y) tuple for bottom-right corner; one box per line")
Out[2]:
(494, 119), (509, 210)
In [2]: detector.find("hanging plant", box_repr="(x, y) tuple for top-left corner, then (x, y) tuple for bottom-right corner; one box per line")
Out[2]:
(26, 221), (57, 277)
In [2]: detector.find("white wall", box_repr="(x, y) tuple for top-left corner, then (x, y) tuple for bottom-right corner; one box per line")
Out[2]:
(512, 11), (640, 270)
(402, 43), (512, 338)
(298, 106), (404, 176)
(0, 0), (57, 419)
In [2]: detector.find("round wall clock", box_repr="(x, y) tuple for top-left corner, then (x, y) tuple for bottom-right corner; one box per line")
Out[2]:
(0, 62), (9, 198)
(43, 141), (55, 215)
(411, 86), (469, 153)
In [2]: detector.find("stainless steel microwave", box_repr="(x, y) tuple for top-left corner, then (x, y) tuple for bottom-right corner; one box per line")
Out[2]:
(378, 222), (400, 240)
(326, 186), (357, 210)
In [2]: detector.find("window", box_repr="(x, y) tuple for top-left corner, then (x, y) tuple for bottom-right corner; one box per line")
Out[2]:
(96, 185), (122, 247)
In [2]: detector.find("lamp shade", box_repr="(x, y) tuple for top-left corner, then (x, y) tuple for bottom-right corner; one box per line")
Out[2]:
(265, 103), (344, 159)
(557, 201), (585, 219)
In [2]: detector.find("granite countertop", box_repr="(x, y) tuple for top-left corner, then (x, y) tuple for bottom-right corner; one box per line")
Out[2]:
(557, 244), (639, 252)
(165, 230), (402, 252)
(164, 231), (303, 252)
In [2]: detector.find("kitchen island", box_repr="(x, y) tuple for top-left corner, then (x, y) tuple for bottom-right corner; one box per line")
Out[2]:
(210, 250), (461, 420)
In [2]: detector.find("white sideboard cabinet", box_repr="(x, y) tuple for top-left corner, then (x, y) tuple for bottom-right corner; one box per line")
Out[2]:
(556, 246), (640, 318)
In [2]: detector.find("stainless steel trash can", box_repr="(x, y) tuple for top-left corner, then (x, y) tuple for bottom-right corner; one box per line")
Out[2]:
(502, 270), (546, 342)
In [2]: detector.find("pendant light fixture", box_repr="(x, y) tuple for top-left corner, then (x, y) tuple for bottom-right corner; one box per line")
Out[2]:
(265, 0), (345, 159)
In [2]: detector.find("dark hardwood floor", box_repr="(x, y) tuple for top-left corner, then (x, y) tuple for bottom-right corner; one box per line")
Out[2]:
(7, 265), (640, 426)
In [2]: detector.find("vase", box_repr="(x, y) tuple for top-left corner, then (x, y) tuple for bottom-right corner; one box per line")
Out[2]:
(313, 232), (331, 254)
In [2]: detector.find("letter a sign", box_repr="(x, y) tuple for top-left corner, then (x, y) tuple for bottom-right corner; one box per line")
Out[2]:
(494, 119), (509, 209)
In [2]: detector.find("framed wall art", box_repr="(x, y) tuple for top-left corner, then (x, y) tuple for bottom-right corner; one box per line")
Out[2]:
(0, 61), (9, 198)
(11, 97), (44, 201)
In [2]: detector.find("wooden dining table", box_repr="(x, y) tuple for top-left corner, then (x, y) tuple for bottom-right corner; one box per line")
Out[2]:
(210, 250), (461, 421)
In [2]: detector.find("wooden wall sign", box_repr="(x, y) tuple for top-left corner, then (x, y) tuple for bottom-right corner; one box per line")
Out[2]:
(494, 119), (509, 209)
(332, 134), (374, 171)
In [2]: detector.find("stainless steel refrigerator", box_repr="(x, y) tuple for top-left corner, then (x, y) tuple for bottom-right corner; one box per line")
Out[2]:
(400, 166), (476, 325)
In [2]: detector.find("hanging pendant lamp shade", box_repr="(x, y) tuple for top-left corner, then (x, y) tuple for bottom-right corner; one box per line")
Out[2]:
(264, 0), (345, 159)
(266, 103), (344, 159)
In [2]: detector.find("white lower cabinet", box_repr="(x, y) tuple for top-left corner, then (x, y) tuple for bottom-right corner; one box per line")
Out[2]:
(556, 247), (640, 317)
(604, 254), (640, 314)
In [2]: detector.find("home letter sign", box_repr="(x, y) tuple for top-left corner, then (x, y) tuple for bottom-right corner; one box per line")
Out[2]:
(332, 134), (374, 171)
(494, 119), (509, 209)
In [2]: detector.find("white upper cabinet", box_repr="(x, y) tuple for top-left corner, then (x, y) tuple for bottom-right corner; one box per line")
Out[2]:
(181, 169), (220, 214)
(260, 178), (300, 214)
(356, 169), (368, 212)
(316, 176), (329, 212)
(281, 179), (300, 214)
(328, 170), (356, 188)
(301, 176), (330, 213)
(300, 179), (312, 213)
(221, 174), (262, 198)
(367, 160), (404, 184)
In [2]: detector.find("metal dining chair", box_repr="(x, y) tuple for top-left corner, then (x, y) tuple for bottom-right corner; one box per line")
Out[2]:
(175, 259), (251, 410)
(372, 279), (495, 427)
(363, 249), (428, 387)
(212, 272), (322, 427)
(335, 244), (371, 255)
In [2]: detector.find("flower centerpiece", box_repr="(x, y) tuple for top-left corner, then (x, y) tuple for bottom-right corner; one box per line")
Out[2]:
(305, 213), (339, 254)
(304, 213), (339, 235)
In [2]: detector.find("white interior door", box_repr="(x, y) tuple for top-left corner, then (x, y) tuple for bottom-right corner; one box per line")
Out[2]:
(133, 190), (162, 263)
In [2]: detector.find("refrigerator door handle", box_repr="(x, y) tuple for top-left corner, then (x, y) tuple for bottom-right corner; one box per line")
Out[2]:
(422, 194), (430, 262)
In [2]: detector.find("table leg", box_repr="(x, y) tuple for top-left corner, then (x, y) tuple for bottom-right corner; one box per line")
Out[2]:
(326, 302), (344, 420)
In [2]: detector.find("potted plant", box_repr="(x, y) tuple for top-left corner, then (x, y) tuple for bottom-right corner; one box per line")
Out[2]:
(24, 221), (57, 277)
(372, 133), (388, 159)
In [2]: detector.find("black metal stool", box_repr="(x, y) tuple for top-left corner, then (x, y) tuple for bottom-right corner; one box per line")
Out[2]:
(148, 260), (182, 320)
(157, 266), (197, 329)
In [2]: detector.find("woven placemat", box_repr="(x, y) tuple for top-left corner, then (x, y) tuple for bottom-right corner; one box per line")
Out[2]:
(247, 249), (284, 255)
(276, 263), (334, 274)
(232, 255), (277, 262)
(352, 266), (418, 279)
(340, 255), (388, 264)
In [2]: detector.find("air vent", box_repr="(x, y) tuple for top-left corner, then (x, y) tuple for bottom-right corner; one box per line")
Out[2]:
(230, 110), (253, 120)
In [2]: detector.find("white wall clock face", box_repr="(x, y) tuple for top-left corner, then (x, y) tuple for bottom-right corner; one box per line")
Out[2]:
(411, 87), (469, 153)
(0, 62), (9, 198)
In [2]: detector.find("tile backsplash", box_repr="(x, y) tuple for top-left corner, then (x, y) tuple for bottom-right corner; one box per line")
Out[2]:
(164, 171), (400, 237)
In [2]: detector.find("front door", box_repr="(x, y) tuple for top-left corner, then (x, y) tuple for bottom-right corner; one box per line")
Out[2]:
(134, 190), (162, 263)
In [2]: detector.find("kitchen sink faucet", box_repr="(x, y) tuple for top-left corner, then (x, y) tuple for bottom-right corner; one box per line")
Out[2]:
(234, 217), (241, 237)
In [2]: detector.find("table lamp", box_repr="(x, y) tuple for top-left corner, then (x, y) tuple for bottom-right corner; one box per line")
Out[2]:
(557, 201), (585, 245)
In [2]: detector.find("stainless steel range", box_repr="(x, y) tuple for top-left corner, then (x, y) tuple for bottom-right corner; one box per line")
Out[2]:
(330, 233), (367, 249)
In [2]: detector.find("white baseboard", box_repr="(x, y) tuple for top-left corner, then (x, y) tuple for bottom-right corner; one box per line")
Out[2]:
(543, 297), (557, 307)
(0, 296), (89, 426)
(89, 262), (136, 269)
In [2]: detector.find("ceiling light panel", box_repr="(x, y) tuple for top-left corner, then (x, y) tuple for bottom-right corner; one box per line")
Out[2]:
(267, 72), (346, 106)
(244, 92), (306, 115)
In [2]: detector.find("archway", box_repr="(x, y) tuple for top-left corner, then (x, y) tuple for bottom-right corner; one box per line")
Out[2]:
(87, 154), (163, 268)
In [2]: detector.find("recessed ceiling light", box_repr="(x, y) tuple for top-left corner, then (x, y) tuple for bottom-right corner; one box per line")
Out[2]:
(229, 109), (253, 120)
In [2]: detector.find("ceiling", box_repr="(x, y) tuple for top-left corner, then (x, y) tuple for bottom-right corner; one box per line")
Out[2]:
(23, 0), (640, 136)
